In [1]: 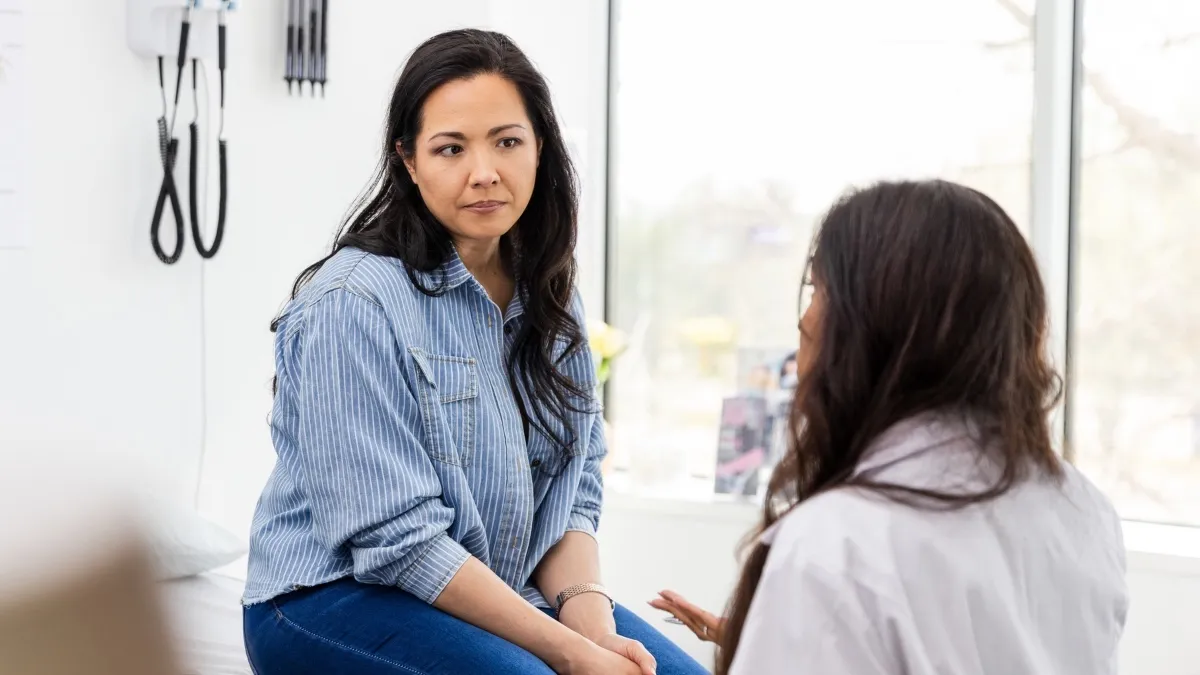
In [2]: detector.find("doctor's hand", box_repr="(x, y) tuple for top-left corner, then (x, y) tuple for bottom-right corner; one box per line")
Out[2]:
(649, 591), (726, 644)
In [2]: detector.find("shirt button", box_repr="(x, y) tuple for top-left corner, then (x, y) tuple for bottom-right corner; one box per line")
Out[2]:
(530, 458), (542, 468)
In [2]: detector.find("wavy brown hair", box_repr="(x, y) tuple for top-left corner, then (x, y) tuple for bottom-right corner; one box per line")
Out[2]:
(715, 179), (1064, 674)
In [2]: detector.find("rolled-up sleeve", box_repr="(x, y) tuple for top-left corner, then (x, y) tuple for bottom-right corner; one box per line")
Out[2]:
(285, 287), (469, 603)
(564, 292), (606, 538)
(565, 412), (605, 538)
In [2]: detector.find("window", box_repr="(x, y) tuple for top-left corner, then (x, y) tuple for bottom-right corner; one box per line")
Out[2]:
(606, 0), (1037, 499)
(1070, 0), (1200, 526)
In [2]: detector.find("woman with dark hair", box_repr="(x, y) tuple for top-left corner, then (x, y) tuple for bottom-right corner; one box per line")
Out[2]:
(652, 180), (1128, 674)
(242, 29), (706, 675)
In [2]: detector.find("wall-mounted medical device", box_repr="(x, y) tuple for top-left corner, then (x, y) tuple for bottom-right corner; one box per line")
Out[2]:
(285, 0), (329, 96)
(127, 0), (235, 265)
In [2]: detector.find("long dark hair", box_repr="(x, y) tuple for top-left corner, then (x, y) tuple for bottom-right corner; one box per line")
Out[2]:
(275, 29), (589, 450)
(715, 180), (1064, 674)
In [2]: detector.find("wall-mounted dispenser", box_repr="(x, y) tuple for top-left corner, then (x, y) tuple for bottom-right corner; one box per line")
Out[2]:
(127, 0), (235, 265)
(127, 0), (236, 61)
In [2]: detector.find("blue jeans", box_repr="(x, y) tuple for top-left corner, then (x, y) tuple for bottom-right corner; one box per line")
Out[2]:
(243, 577), (710, 675)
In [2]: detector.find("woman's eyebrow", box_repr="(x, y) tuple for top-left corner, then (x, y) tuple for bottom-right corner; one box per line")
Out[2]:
(428, 123), (528, 143)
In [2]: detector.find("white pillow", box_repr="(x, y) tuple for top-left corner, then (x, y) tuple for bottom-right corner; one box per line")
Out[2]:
(142, 503), (247, 581)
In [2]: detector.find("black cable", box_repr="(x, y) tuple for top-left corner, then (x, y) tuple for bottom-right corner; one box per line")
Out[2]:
(151, 7), (192, 265)
(152, 56), (185, 265)
(215, 10), (228, 258)
(187, 7), (228, 260)
(188, 60), (202, 254)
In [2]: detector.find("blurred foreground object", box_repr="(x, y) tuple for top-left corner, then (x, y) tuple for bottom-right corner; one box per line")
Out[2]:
(0, 450), (182, 675)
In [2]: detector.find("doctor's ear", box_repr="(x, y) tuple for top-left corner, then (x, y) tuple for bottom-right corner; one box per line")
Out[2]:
(397, 141), (417, 183)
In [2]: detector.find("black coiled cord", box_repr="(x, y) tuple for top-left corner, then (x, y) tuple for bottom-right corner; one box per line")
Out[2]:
(187, 10), (228, 260)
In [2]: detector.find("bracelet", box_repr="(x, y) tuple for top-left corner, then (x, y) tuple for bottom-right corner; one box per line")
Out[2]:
(554, 582), (614, 619)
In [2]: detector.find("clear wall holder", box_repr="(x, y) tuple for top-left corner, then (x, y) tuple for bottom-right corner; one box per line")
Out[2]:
(126, 0), (237, 61)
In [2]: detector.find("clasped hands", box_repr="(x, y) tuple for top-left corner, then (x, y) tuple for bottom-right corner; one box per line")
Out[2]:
(554, 589), (724, 674)
(557, 592), (657, 675)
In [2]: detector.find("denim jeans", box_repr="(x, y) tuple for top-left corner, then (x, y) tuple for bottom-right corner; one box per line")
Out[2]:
(243, 577), (710, 674)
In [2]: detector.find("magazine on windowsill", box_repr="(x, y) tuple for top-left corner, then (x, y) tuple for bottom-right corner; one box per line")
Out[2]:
(713, 348), (797, 498)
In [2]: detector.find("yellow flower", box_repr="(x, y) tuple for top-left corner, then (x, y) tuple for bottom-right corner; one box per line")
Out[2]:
(587, 319), (627, 360)
(587, 319), (627, 385)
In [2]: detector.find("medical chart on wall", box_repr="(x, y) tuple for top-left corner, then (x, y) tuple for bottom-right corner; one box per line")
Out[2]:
(0, 0), (28, 249)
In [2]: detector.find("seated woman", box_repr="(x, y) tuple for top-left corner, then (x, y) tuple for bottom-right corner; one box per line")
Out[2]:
(653, 179), (1128, 675)
(242, 28), (707, 675)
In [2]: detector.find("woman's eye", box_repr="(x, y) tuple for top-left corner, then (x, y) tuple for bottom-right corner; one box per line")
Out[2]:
(437, 145), (464, 157)
(499, 137), (521, 149)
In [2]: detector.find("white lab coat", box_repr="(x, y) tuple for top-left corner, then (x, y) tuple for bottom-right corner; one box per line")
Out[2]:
(729, 413), (1128, 675)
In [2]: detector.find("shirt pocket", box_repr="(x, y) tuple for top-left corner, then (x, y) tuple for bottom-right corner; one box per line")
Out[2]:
(408, 348), (480, 467)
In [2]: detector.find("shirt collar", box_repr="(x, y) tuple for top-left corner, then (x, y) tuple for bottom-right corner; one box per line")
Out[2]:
(853, 411), (977, 477)
(408, 248), (529, 326)
(505, 290), (526, 325)
(758, 411), (978, 546)
(408, 247), (475, 290)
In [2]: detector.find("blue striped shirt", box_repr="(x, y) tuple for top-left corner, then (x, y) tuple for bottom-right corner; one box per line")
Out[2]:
(243, 247), (605, 607)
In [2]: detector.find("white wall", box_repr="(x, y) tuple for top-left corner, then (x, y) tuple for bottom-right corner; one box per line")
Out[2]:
(0, 0), (207, 496)
(1120, 552), (1200, 675)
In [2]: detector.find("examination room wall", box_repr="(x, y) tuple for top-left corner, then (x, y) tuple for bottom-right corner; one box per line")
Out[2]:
(0, 0), (210, 496)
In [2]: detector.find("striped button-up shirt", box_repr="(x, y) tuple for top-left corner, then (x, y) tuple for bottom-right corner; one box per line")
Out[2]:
(243, 247), (605, 607)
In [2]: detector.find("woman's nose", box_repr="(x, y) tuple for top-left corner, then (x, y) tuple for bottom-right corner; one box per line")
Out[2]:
(469, 157), (500, 187)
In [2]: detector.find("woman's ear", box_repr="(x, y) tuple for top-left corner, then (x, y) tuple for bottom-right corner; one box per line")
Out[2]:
(537, 138), (543, 168)
(397, 141), (418, 184)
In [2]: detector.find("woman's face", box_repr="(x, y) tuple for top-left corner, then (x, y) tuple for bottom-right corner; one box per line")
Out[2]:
(401, 74), (540, 246)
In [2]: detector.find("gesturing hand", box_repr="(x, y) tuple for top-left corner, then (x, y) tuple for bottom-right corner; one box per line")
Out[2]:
(649, 590), (726, 644)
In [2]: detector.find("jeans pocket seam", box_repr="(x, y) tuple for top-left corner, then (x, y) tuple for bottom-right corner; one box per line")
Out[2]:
(271, 603), (433, 675)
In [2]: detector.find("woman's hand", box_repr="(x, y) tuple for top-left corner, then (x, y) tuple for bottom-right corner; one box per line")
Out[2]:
(559, 638), (647, 675)
(593, 633), (656, 675)
(649, 590), (726, 644)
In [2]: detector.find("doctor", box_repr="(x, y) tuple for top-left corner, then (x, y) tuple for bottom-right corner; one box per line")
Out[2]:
(653, 180), (1129, 675)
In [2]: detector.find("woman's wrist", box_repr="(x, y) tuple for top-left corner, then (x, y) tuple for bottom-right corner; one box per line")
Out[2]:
(544, 625), (598, 673)
(557, 592), (618, 642)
